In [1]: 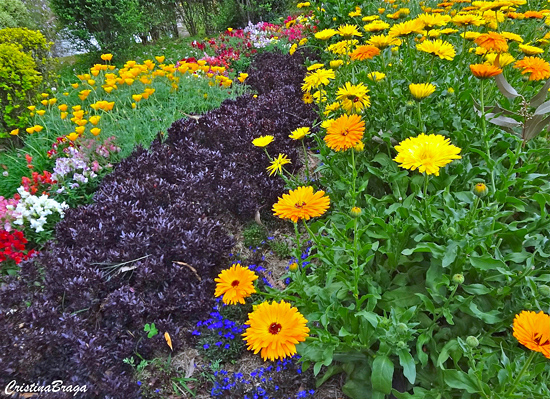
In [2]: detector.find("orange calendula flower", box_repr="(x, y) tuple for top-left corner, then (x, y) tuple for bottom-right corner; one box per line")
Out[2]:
(272, 186), (330, 223)
(350, 45), (380, 61)
(325, 114), (365, 151)
(394, 133), (461, 176)
(214, 264), (258, 305)
(513, 310), (550, 358)
(513, 57), (550, 81)
(242, 301), (310, 361)
(470, 63), (503, 78)
(475, 31), (508, 52)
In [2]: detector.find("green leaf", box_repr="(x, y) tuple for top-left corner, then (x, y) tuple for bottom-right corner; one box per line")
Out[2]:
(437, 339), (459, 369)
(469, 254), (507, 271)
(442, 241), (458, 267)
(398, 349), (416, 384)
(443, 370), (481, 393)
(371, 355), (394, 394)
(462, 284), (492, 295)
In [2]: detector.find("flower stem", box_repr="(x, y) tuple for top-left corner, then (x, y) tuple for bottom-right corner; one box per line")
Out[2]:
(504, 351), (537, 398)
(351, 148), (357, 206)
(301, 140), (311, 183)
(423, 173), (432, 226)
(479, 79), (496, 194)
(417, 101), (424, 133)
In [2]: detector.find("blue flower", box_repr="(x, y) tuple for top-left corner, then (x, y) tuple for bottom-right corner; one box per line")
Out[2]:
(203, 343), (210, 349)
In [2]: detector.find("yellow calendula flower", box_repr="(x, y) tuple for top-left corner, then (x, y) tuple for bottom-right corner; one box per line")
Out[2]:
(301, 68), (335, 91)
(215, 264), (258, 304)
(307, 63), (324, 71)
(327, 40), (359, 55)
(519, 44), (544, 55)
(314, 29), (339, 40)
(368, 71), (386, 81)
(484, 52), (515, 67)
(273, 186), (330, 222)
(242, 301), (309, 361)
(409, 83), (436, 100)
(252, 135), (274, 147)
(336, 82), (371, 114)
(289, 43), (298, 55)
(394, 133), (461, 176)
(299, 38), (308, 46)
(416, 39), (456, 60)
(289, 127), (311, 140)
(267, 153), (292, 176)
(330, 59), (344, 68)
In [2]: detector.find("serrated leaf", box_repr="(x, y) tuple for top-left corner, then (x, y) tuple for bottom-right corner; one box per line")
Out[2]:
(371, 355), (394, 394)
(495, 73), (520, 99)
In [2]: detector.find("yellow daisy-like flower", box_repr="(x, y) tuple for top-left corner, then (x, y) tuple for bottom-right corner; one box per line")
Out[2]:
(301, 68), (335, 91)
(303, 92), (314, 104)
(363, 20), (390, 32)
(461, 31), (482, 41)
(214, 264), (258, 305)
(324, 102), (341, 114)
(409, 83), (436, 100)
(329, 59), (344, 69)
(314, 29), (339, 40)
(272, 186), (330, 222)
(484, 52), (515, 67)
(267, 153), (291, 176)
(416, 39), (456, 60)
(394, 133), (462, 176)
(367, 34), (402, 49)
(327, 40), (359, 55)
(417, 13), (451, 28)
(388, 19), (425, 37)
(307, 63), (325, 71)
(451, 13), (486, 27)
(368, 71), (386, 81)
(336, 82), (371, 114)
(338, 24), (362, 38)
(362, 15), (380, 22)
(513, 57), (550, 81)
(289, 127), (311, 140)
(500, 31), (523, 43)
(252, 135), (274, 147)
(242, 300), (310, 361)
(325, 114), (365, 151)
(518, 44), (544, 55)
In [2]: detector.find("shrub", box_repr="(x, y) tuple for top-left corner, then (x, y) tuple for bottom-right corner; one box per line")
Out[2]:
(0, 0), (30, 29)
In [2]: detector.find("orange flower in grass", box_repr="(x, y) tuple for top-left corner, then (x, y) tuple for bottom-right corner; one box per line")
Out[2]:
(350, 45), (380, 61)
(242, 301), (309, 361)
(470, 64), (502, 79)
(513, 310), (550, 358)
(325, 114), (365, 151)
(513, 57), (550, 81)
(272, 186), (330, 223)
(214, 264), (258, 305)
(475, 31), (508, 53)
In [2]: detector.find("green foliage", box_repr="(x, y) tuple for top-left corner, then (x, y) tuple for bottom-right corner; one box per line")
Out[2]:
(213, 0), (292, 31)
(243, 223), (268, 248)
(269, 239), (291, 258)
(0, 0), (30, 29)
(144, 323), (159, 338)
(0, 42), (41, 130)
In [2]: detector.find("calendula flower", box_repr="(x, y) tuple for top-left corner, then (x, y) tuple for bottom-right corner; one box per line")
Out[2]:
(470, 63), (502, 78)
(325, 114), (365, 151)
(314, 29), (339, 40)
(500, 31), (523, 43)
(267, 154), (291, 176)
(301, 68), (335, 91)
(289, 127), (310, 140)
(307, 63), (324, 71)
(473, 182), (488, 197)
(252, 135), (274, 147)
(368, 34), (402, 49)
(394, 133), (462, 176)
(242, 301), (310, 361)
(330, 60), (344, 68)
(338, 24), (362, 38)
(409, 83), (436, 100)
(416, 39), (456, 60)
(518, 44), (544, 55)
(363, 20), (390, 32)
(336, 82), (371, 113)
(214, 264), (258, 305)
(475, 31), (508, 52)
(484, 52), (515, 67)
(350, 45), (380, 61)
(417, 12), (451, 28)
(273, 186), (330, 222)
(368, 71), (386, 81)
(452, 13), (486, 26)
(327, 40), (359, 55)
(388, 19), (425, 37)
(513, 57), (550, 81)
(303, 92), (314, 104)
(289, 43), (298, 55)
(513, 310), (550, 358)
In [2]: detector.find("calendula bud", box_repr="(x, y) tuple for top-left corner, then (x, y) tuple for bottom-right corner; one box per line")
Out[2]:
(350, 206), (362, 218)
(466, 336), (479, 348)
(289, 262), (299, 272)
(396, 323), (408, 334)
(452, 273), (464, 285)
(539, 285), (550, 297)
(473, 182), (488, 197)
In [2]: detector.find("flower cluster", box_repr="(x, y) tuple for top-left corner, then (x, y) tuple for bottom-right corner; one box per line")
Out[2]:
(0, 230), (36, 265)
(10, 187), (68, 233)
(0, 196), (18, 231)
(211, 356), (315, 398)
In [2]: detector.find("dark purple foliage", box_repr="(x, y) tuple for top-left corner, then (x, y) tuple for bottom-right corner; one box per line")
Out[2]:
(0, 51), (316, 398)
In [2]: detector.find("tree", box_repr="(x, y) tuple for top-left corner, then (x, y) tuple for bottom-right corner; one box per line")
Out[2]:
(0, 0), (31, 29)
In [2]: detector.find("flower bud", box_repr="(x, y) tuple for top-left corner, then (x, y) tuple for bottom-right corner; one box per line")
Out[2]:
(466, 336), (479, 348)
(452, 273), (464, 285)
(350, 206), (362, 218)
(473, 182), (488, 197)
(539, 285), (550, 297)
(396, 323), (408, 334)
(289, 262), (299, 272)
(397, 341), (407, 349)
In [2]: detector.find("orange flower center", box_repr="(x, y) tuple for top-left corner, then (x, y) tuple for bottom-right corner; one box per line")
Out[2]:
(294, 201), (307, 208)
(269, 322), (282, 335)
(231, 280), (240, 287)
